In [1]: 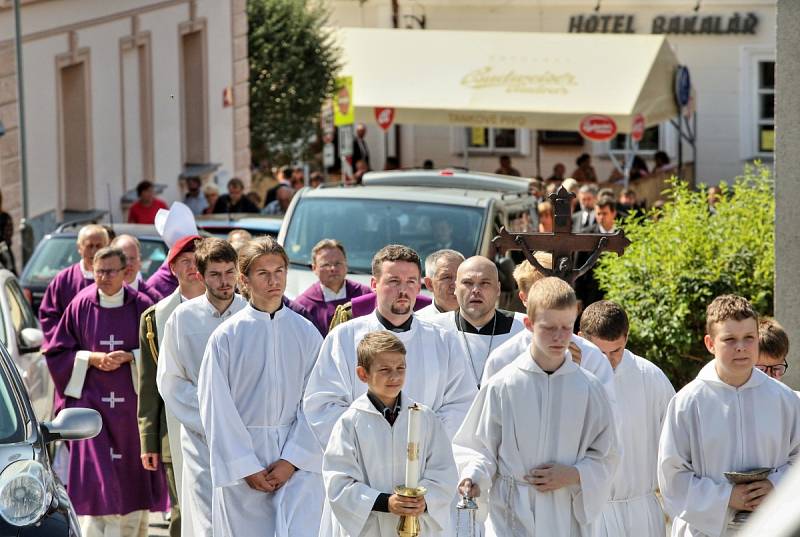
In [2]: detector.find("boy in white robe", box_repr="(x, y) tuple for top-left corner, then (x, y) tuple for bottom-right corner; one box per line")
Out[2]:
(323, 331), (458, 537)
(578, 300), (675, 537)
(198, 237), (324, 537)
(658, 294), (800, 537)
(455, 277), (619, 537)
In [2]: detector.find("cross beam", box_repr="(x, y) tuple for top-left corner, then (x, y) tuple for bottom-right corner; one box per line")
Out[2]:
(492, 186), (631, 286)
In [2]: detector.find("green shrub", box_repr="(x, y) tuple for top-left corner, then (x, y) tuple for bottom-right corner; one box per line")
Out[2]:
(594, 163), (774, 387)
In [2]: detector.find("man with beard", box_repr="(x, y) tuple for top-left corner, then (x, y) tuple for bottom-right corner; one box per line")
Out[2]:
(428, 256), (526, 387)
(158, 238), (247, 537)
(416, 249), (464, 319)
(138, 235), (205, 537)
(304, 244), (475, 448)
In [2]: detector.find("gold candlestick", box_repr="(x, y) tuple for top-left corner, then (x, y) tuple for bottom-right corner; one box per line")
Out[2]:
(395, 485), (427, 537)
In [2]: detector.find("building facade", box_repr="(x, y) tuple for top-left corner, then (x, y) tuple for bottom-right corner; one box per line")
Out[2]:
(329, 0), (775, 186)
(0, 0), (250, 255)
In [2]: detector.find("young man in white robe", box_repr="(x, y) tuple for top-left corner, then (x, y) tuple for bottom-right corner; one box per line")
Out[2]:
(658, 294), (800, 537)
(578, 300), (675, 537)
(323, 331), (457, 536)
(197, 237), (324, 536)
(455, 277), (619, 537)
(481, 257), (616, 405)
(157, 238), (247, 537)
(416, 249), (464, 319)
(304, 244), (476, 447)
(428, 256), (526, 387)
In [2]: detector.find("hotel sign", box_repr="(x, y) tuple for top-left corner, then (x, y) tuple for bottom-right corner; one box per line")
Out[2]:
(568, 12), (759, 35)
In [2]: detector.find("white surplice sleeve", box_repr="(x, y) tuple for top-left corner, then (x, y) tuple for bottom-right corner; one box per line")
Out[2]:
(571, 373), (620, 526)
(323, 413), (382, 537)
(437, 332), (478, 439)
(419, 409), (460, 532)
(452, 382), (502, 494)
(281, 325), (324, 473)
(767, 388), (800, 488)
(157, 314), (204, 435)
(658, 396), (733, 537)
(198, 329), (263, 487)
(304, 326), (357, 449)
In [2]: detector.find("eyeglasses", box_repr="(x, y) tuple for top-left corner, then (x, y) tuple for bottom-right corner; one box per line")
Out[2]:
(95, 268), (123, 277)
(755, 362), (788, 377)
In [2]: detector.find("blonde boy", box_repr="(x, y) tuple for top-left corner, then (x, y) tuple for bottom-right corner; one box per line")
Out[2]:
(658, 295), (800, 537)
(454, 278), (619, 536)
(322, 331), (457, 537)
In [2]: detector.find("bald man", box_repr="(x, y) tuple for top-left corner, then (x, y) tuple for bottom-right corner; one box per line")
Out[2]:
(428, 256), (526, 387)
(111, 234), (160, 301)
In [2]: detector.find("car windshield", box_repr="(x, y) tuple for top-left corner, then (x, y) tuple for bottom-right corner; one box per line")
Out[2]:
(283, 198), (485, 273)
(24, 236), (167, 284)
(0, 362), (23, 444)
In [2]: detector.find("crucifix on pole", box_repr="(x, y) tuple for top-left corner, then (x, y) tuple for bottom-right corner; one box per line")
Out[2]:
(492, 186), (631, 286)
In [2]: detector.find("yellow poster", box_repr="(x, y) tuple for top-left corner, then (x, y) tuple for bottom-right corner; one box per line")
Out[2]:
(333, 76), (354, 126)
(760, 128), (775, 152)
(471, 127), (486, 146)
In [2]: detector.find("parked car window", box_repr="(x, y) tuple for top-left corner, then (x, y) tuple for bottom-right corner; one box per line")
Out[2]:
(283, 198), (484, 273)
(6, 280), (37, 334)
(24, 236), (167, 285)
(0, 364), (22, 443)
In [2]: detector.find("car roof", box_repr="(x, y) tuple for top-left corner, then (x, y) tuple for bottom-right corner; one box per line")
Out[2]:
(302, 169), (533, 208)
(46, 223), (163, 241)
(195, 214), (282, 231)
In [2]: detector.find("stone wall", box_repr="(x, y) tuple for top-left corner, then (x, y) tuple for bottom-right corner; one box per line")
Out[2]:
(0, 41), (20, 272)
(231, 0), (250, 184)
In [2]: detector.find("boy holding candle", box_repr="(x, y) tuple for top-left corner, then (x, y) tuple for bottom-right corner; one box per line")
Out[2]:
(322, 331), (458, 536)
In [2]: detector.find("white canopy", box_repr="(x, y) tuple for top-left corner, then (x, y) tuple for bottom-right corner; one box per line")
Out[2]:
(336, 27), (682, 133)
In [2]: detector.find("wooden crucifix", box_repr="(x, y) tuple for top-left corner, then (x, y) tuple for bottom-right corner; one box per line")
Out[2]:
(493, 186), (631, 286)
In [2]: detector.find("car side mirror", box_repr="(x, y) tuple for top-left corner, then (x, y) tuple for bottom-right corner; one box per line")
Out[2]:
(19, 327), (43, 354)
(41, 408), (102, 443)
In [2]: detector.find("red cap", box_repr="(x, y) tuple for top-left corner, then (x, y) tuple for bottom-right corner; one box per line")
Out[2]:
(167, 234), (202, 266)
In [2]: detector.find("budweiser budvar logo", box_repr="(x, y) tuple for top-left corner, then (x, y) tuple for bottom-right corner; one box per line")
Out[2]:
(579, 115), (618, 141)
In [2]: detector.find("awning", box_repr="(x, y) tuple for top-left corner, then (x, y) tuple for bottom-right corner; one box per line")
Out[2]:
(336, 27), (682, 133)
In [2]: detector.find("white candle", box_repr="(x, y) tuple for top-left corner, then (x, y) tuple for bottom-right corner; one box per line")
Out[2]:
(405, 403), (422, 489)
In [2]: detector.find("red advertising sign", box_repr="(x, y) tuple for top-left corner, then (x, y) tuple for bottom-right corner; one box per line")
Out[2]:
(631, 114), (646, 143)
(579, 115), (618, 142)
(374, 107), (395, 131)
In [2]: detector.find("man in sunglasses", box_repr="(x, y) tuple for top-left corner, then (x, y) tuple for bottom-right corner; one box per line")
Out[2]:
(756, 317), (793, 387)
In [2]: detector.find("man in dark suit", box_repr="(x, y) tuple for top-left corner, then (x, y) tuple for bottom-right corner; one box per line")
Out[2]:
(572, 184), (598, 233)
(352, 123), (370, 169)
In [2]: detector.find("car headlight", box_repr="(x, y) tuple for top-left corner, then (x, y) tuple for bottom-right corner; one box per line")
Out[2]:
(0, 460), (52, 526)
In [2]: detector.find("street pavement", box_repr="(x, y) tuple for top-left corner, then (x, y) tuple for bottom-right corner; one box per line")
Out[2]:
(149, 512), (169, 536)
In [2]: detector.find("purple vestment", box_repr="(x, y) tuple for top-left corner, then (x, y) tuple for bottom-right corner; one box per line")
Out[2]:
(135, 278), (161, 302)
(145, 262), (177, 301)
(294, 280), (372, 335)
(39, 263), (93, 349)
(45, 284), (168, 516)
(350, 292), (432, 318)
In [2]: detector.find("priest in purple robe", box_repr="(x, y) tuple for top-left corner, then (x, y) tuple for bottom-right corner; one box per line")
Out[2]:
(293, 239), (371, 335)
(39, 224), (110, 347)
(146, 261), (178, 301)
(45, 246), (168, 536)
(112, 234), (160, 301)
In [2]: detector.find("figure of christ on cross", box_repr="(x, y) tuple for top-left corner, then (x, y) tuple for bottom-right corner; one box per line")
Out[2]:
(493, 186), (630, 286)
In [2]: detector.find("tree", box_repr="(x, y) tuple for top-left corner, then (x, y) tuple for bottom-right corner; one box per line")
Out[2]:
(594, 163), (774, 387)
(248, 0), (341, 166)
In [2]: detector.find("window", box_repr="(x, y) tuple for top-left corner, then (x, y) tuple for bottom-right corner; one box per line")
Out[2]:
(741, 47), (775, 159)
(610, 125), (660, 153)
(6, 281), (38, 336)
(756, 61), (775, 154)
(451, 127), (531, 156)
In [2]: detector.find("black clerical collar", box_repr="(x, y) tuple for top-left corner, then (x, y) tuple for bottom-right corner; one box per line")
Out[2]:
(250, 301), (283, 319)
(367, 391), (402, 425)
(455, 309), (516, 335)
(433, 302), (447, 313)
(375, 311), (413, 332)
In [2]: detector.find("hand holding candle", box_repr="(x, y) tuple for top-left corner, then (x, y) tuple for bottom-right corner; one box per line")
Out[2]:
(405, 403), (422, 488)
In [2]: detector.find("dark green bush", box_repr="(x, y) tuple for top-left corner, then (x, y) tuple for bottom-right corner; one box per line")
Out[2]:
(594, 163), (774, 387)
